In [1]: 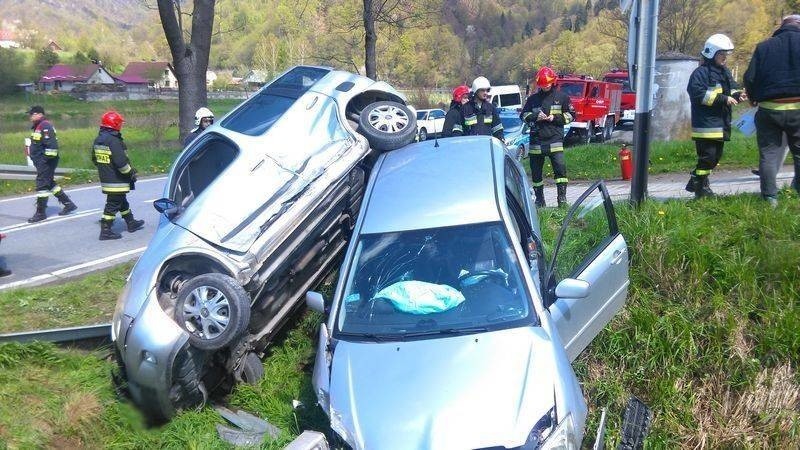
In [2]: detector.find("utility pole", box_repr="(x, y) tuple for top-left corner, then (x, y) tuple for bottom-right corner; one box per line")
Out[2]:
(626, 0), (659, 206)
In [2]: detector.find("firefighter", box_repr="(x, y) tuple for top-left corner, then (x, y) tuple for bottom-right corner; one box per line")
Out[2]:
(183, 107), (215, 146)
(686, 34), (745, 198)
(92, 111), (145, 241)
(26, 106), (78, 223)
(521, 67), (574, 208)
(744, 15), (800, 206)
(442, 85), (469, 137)
(462, 77), (504, 139)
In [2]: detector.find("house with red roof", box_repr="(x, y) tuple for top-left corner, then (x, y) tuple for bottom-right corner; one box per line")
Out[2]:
(38, 63), (116, 92)
(118, 61), (178, 92)
(0, 29), (20, 49)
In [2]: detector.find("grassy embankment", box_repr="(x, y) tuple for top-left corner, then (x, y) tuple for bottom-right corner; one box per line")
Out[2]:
(0, 191), (797, 448)
(0, 94), (241, 196)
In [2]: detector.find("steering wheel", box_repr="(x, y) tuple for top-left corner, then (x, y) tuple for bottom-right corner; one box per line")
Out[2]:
(459, 270), (508, 288)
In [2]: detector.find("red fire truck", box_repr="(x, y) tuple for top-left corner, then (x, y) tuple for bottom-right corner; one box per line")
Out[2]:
(602, 69), (636, 124)
(555, 75), (622, 144)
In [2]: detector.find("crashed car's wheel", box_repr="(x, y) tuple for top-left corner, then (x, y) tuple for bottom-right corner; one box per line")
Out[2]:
(174, 273), (250, 351)
(240, 352), (265, 385)
(358, 100), (417, 152)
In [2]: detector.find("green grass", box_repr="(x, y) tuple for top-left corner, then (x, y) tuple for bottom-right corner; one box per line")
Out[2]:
(523, 131), (759, 181)
(0, 263), (133, 334)
(0, 173), (797, 447)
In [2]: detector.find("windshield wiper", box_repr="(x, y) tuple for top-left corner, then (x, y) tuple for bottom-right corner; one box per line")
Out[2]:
(336, 331), (403, 342)
(400, 326), (490, 338)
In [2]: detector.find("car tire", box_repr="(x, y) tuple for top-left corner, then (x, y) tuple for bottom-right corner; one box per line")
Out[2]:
(174, 273), (251, 351)
(419, 128), (428, 142)
(240, 352), (264, 385)
(358, 100), (417, 152)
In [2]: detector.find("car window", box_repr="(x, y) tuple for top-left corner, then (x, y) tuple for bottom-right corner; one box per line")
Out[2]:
(171, 136), (238, 211)
(220, 66), (329, 136)
(492, 95), (500, 106)
(430, 110), (446, 119)
(557, 82), (585, 97)
(498, 93), (521, 107)
(416, 111), (427, 120)
(550, 184), (616, 281)
(335, 222), (537, 340)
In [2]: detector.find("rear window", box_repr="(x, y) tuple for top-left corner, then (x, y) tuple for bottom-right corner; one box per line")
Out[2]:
(496, 93), (521, 107)
(220, 66), (330, 136)
(171, 136), (238, 211)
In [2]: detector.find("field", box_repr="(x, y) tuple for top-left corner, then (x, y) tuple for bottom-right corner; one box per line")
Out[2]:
(0, 191), (797, 448)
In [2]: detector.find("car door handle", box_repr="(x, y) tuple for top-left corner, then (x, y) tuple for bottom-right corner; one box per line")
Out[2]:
(611, 249), (626, 265)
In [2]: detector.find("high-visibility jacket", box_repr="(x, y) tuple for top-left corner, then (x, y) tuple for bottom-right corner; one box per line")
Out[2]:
(29, 119), (59, 159)
(520, 89), (573, 151)
(687, 62), (741, 141)
(462, 99), (504, 139)
(92, 128), (135, 194)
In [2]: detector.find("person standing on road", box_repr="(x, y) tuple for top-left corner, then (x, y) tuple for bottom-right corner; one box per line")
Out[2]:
(462, 77), (504, 139)
(521, 67), (574, 208)
(92, 111), (145, 241)
(744, 15), (800, 206)
(183, 107), (215, 147)
(442, 85), (470, 138)
(26, 106), (78, 223)
(686, 34), (746, 198)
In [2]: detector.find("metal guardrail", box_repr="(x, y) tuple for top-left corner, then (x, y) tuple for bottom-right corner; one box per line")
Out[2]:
(0, 164), (75, 181)
(0, 323), (110, 344)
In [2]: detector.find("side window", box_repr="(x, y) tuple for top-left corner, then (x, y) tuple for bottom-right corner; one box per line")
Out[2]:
(550, 183), (617, 282)
(431, 110), (446, 119)
(590, 85), (600, 98)
(171, 136), (238, 209)
(492, 95), (500, 107)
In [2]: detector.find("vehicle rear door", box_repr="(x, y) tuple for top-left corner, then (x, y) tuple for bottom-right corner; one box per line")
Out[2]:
(545, 182), (629, 361)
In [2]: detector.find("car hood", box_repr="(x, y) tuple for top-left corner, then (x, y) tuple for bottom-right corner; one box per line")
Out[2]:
(328, 326), (558, 450)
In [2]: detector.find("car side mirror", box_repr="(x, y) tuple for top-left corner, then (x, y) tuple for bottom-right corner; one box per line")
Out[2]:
(554, 278), (590, 299)
(306, 291), (326, 314)
(153, 198), (178, 216)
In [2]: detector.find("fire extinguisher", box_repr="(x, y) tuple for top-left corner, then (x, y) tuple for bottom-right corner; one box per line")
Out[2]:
(619, 144), (633, 181)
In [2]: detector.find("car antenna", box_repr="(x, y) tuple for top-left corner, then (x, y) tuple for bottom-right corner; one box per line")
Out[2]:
(433, 107), (440, 148)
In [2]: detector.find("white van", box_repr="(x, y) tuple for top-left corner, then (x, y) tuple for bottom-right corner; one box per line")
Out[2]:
(490, 84), (522, 111)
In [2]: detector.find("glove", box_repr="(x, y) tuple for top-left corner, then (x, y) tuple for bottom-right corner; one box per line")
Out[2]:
(130, 169), (138, 183)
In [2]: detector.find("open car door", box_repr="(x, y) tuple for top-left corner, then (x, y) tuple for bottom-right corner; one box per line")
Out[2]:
(546, 181), (629, 361)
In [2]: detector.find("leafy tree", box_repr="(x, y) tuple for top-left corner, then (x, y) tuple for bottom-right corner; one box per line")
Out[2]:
(72, 51), (91, 65)
(87, 47), (101, 63)
(34, 48), (59, 77)
(0, 49), (32, 94)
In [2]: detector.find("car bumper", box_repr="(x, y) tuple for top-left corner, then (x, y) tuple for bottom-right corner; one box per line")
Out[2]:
(622, 110), (635, 121)
(113, 287), (189, 417)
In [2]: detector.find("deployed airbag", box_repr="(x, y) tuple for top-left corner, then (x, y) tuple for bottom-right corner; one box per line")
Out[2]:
(372, 280), (465, 314)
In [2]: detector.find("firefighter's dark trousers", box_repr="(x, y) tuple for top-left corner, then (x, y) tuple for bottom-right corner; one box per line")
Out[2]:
(102, 193), (132, 221)
(529, 141), (568, 187)
(693, 140), (724, 177)
(755, 107), (800, 199)
(32, 155), (61, 199)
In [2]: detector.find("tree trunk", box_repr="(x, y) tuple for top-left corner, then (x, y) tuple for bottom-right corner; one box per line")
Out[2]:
(156, 0), (216, 141)
(363, 0), (377, 80)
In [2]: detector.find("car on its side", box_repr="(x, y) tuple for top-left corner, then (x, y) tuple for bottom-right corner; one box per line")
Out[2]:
(415, 108), (446, 141)
(111, 66), (417, 421)
(308, 136), (630, 449)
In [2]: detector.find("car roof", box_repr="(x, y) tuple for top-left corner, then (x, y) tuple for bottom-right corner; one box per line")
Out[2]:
(360, 136), (505, 234)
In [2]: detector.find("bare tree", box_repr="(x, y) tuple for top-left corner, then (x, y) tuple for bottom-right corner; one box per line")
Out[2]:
(155, 0), (216, 140)
(659, 0), (713, 54)
(362, 0), (440, 80)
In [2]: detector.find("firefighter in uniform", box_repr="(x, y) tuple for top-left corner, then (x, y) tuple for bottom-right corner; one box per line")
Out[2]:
(744, 15), (800, 206)
(521, 67), (574, 208)
(442, 85), (470, 137)
(26, 106), (78, 223)
(686, 34), (745, 198)
(92, 111), (145, 241)
(183, 107), (215, 147)
(462, 77), (504, 139)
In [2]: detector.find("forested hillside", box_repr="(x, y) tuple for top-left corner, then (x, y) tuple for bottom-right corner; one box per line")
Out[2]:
(0, 0), (795, 87)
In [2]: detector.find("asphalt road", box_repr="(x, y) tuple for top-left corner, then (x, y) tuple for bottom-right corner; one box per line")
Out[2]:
(0, 176), (167, 291)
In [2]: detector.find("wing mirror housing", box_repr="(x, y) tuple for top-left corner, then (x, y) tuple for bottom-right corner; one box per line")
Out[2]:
(306, 291), (326, 314)
(153, 198), (179, 217)
(554, 278), (591, 299)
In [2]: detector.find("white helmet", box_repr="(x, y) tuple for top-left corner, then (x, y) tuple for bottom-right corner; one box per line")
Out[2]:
(194, 107), (214, 126)
(701, 34), (734, 59)
(471, 76), (491, 93)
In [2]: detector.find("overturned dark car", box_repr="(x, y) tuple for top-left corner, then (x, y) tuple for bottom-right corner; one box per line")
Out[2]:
(111, 66), (417, 421)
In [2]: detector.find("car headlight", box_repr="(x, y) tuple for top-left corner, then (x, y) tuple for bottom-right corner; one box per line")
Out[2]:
(522, 409), (577, 450)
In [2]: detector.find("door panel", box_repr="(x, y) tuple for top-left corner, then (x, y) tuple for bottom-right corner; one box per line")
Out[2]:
(547, 182), (629, 361)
